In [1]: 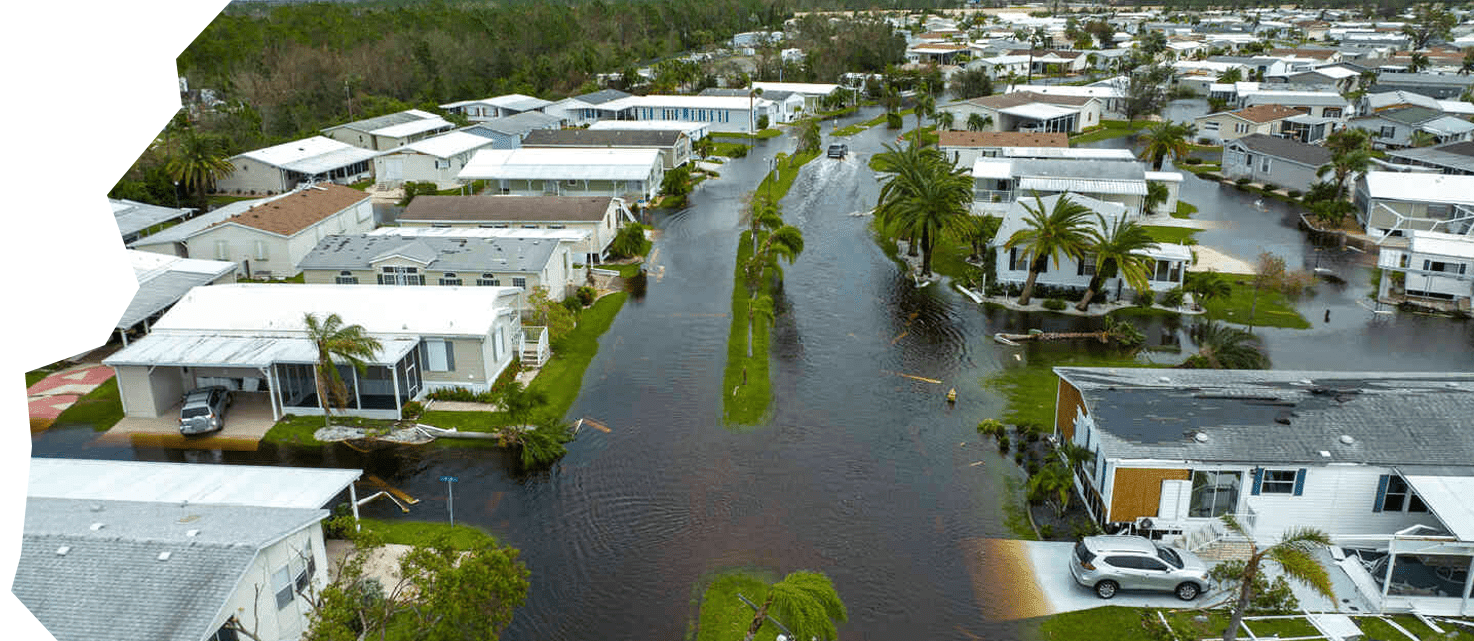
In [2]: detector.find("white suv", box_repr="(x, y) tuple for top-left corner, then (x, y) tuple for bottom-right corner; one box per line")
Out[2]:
(1069, 535), (1211, 600)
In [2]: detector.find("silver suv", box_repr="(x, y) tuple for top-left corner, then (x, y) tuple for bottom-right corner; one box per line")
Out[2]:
(1070, 535), (1211, 600)
(179, 386), (232, 435)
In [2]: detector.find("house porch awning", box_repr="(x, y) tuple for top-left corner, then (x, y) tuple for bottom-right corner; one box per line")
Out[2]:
(103, 332), (420, 369)
(1401, 473), (1474, 541)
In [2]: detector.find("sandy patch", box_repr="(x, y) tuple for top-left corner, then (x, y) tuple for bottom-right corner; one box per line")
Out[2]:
(1192, 246), (1256, 275)
(326, 539), (413, 588)
(961, 537), (1052, 621)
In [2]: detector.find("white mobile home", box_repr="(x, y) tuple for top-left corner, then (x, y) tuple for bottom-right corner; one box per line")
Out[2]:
(1355, 171), (1474, 238)
(440, 94), (553, 121)
(322, 109), (455, 151)
(1376, 230), (1474, 312)
(595, 94), (777, 134)
(214, 136), (378, 196)
(396, 195), (631, 263)
(373, 131), (499, 189)
(458, 147), (665, 202)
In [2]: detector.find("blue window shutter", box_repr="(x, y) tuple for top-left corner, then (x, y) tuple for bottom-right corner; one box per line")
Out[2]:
(1251, 468), (1264, 495)
(1293, 469), (1306, 496)
(1373, 474), (1389, 512)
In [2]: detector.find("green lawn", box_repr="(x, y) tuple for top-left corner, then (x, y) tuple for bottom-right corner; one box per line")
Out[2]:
(832, 123), (867, 137)
(692, 569), (783, 641)
(755, 150), (819, 203)
(54, 378), (124, 432)
(711, 141), (750, 157)
(1143, 226), (1200, 245)
(986, 353), (1147, 428)
(261, 414), (398, 446)
(1035, 608), (1474, 641)
(1172, 200), (1198, 219)
(899, 124), (939, 146)
(354, 517), (501, 549)
(25, 369), (53, 388)
(607, 262), (644, 278)
(723, 233), (773, 426)
(711, 128), (784, 141)
(347, 178), (374, 190)
(1200, 280), (1312, 330)
(1068, 120), (1151, 145)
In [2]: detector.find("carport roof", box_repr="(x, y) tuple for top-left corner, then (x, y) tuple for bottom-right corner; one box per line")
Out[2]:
(1400, 474), (1474, 541)
(26, 458), (362, 510)
(103, 331), (419, 368)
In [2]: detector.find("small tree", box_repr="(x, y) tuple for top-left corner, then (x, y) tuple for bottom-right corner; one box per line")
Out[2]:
(304, 313), (383, 428)
(796, 117), (821, 156)
(525, 286), (576, 339)
(660, 165), (693, 204)
(1028, 461), (1075, 518)
(742, 571), (847, 641)
(608, 223), (649, 259)
(1217, 516), (1333, 641)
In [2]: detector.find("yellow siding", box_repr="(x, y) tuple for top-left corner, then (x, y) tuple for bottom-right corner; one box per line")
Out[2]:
(1108, 468), (1190, 523)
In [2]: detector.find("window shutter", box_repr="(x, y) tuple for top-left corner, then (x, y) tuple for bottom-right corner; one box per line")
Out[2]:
(1293, 468), (1306, 496)
(1251, 468), (1264, 495)
(443, 341), (455, 371)
(1373, 474), (1390, 512)
(1077, 257), (1085, 276)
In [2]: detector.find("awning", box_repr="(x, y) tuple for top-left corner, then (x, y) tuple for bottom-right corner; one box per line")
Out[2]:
(28, 458), (361, 510)
(103, 332), (420, 369)
(1402, 474), (1474, 541)
(999, 104), (1079, 120)
(1017, 176), (1148, 196)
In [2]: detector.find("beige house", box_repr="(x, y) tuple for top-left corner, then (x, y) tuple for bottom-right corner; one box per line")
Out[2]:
(299, 232), (579, 305)
(372, 131), (500, 189)
(215, 136), (378, 196)
(397, 195), (632, 264)
(1193, 104), (1307, 144)
(322, 109), (455, 151)
(129, 183), (374, 279)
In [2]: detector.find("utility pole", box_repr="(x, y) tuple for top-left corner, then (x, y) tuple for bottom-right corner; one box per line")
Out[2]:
(440, 475), (458, 527)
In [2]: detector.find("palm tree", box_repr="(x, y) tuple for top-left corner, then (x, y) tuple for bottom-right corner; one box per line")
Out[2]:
(1027, 462), (1075, 518)
(749, 197), (784, 246)
(1190, 320), (1270, 369)
(1409, 52), (1431, 73)
(1409, 129), (1438, 148)
(1185, 271), (1231, 313)
(303, 313), (383, 428)
(937, 110), (956, 131)
(1144, 181), (1170, 217)
(1075, 215), (1158, 311)
(1219, 516), (1333, 641)
(1137, 121), (1195, 170)
(967, 112), (993, 132)
(914, 91), (935, 132)
(1317, 128), (1372, 199)
(1056, 441), (1096, 471)
(1216, 67), (1244, 83)
(166, 128), (236, 205)
(742, 571), (847, 641)
(873, 143), (973, 276)
(1005, 194), (1096, 305)
(796, 117), (821, 156)
(497, 381), (547, 427)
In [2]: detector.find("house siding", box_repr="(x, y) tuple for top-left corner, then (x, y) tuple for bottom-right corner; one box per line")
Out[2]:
(209, 525), (328, 641)
(216, 156), (289, 196)
(373, 146), (491, 189)
(1108, 467), (1192, 523)
(115, 364), (183, 418)
(303, 243), (576, 304)
(1222, 145), (1324, 192)
(1194, 114), (1276, 144)
(1245, 465), (1439, 542)
(419, 336), (491, 389)
(1055, 378), (1086, 441)
(399, 201), (622, 261)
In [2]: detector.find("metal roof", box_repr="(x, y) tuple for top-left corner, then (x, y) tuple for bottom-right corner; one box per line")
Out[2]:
(1419, 115), (1474, 136)
(1363, 171), (1474, 204)
(299, 233), (561, 274)
(1056, 367), (1474, 467)
(1408, 230), (1474, 259)
(573, 89), (633, 105)
(1012, 158), (1147, 181)
(117, 251), (236, 330)
(749, 81), (841, 96)
(324, 109), (439, 134)
(279, 145), (380, 176)
(1001, 147), (1136, 160)
(27, 458), (362, 509)
(1017, 176), (1149, 196)
(598, 94), (772, 111)
(238, 135), (377, 171)
(104, 331), (420, 368)
(371, 226), (590, 242)
(111, 199), (194, 238)
(458, 147), (660, 182)
(522, 128), (684, 148)
(999, 103), (1079, 119)
(1399, 475), (1474, 541)
(587, 120), (711, 138)
(1386, 141), (1474, 172)
(1228, 134), (1333, 168)
(442, 93), (553, 112)
(971, 159), (1015, 179)
(382, 131), (496, 159)
(1242, 90), (1350, 107)
(467, 111), (564, 137)
(370, 116), (453, 138)
(16, 497), (328, 641)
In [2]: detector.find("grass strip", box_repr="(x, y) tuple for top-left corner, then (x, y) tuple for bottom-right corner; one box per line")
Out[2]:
(723, 233), (773, 426)
(1200, 280), (1311, 330)
(986, 354), (1147, 428)
(692, 568), (783, 641)
(1172, 200), (1198, 219)
(1143, 225), (1200, 245)
(54, 377), (124, 432)
(754, 150), (820, 201)
(1068, 119), (1151, 145)
(353, 517), (501, 549)
(711, 128), (784, 140)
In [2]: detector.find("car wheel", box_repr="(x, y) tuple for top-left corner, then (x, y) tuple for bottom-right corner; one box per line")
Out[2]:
(1175, 582), (1200, 601)
(1095, 580), (1118, 599)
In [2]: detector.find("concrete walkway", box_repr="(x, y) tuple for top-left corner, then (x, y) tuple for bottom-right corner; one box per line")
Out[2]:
(1191, 246), (1256, 275)
(27, 364), (114, 428)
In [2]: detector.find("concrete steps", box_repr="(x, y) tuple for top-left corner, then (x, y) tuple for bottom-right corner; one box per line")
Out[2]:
(1195, 539), (1255, 563)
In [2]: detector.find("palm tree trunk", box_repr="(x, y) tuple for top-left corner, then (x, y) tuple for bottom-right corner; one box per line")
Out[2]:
(1222, 556), (1261, 641)
(314, 364), (332, 429)
(1018, 267), (1042, 305)
(742, 591), (775, 641)
(1075, 275), (1102, 311)
(920, 227), (933, 276)
(1153, 154), (1165, 171)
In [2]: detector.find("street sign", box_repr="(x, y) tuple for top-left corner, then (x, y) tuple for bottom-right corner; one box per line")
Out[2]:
(439, 476), (458, 483)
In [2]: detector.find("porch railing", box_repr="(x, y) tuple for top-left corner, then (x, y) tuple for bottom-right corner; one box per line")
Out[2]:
(519, 326), (550, 368)
(973, 189), (1015, 204)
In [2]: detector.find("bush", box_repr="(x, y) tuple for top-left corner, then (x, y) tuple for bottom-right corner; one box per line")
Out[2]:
(997, 436), (1011, 452)
(1026, 461), (1041, 477)
(886, 112), (904, 129)
(1134, 288), (1156, 307)
(1262, 183), (1279, 193)
(561, 297), (583, 313)
(575, 286), (596, 306)
(401, 400), (423, 419)
(756, 114), (769, 130)
(977, 419), (1006, 439)
(1183, 157), (1202, 165)
(1287, 189), (1302, 198)
(1235, 177), (1252, 186)
(1042, 298), (1067, 311)
(728, 145), (749, 158)
(1160, 286), (1186, 309)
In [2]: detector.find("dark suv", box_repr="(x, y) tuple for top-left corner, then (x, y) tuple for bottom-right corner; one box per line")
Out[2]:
(827, 143), (848, 159)
(179, 386), (232, 435)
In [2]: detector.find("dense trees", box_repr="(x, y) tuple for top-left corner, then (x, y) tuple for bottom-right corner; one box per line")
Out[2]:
(873, 143), (974, 277)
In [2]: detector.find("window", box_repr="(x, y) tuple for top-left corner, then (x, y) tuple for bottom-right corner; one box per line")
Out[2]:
(1136, 557), (1169, 572)
(378, 266), (423, 286)
(1260, 157), (1272, 173)
(1078, 254), (1097, 277)
(511, 277), (528, 289)
(1323, 107), (1342, 118)
(1376, 475), (1429, 512)
(254, 240), (269, 261)
(273, 566), (295, 609)
(439, 272), (463, 286)
(294, 541), (316, 593)
(214, 240), (230, 260)
(431, 223), (452, 228)
(1379, 125), (1397, 139)
(434, 159), (451, 169)
(1203, 121), (1220, 131)
(1189, 470), (1242, 518)
(523, 224), (540, 229)
(1235, 122), (1249, 134)
(548, 224), (566, 229)
(335, 270), (358, 285)
(1255, 469), (1300, 494)
(421, 339), (456, 372)
(476, 273), (501, 286)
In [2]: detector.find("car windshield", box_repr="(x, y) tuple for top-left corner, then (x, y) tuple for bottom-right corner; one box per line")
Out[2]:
(182, 406), (210, 418)
(1156, 545), (1183, 569)
(1074, 541), (1094, 565)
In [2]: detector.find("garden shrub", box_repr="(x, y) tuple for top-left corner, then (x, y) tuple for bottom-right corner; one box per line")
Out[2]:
(886, 112), (903, 129)
(1286, 189), (1302, 198)
(1235, 177), (1252, 186)
(401, 400), (424, 419)
(728, 145), (749, 158)
(576, 286), (596, 306)
(1134, 288), (1156, 307)
(1183, 157), (1202, 165)
(1042, 298), (1067, 311)
(1160, 286), (1186, 308)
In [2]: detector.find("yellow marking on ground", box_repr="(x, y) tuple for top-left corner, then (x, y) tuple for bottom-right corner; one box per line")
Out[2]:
(366, 474), (420, 505)
(880, 369), (943, 384)
(581, 418), (611, 433)
(891, 330), (909, 344)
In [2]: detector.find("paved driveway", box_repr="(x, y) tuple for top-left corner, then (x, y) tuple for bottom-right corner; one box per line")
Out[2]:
(1024, 541), (1221, 615)
(99, 392), (276, 450)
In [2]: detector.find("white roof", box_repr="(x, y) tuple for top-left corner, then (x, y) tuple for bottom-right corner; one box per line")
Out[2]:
(1018, 176), (1149, 196)
(370, 116), (453, 138)
(749, 81), (840, 96)
(1363, 171), (1474, 205)
(1420, 116), (1474, 136)
(441, 93), (553, 112)
(1313, 66), (1359, 79)
(599, 94), (771, 111)
(1144, 171), (1184, 183)
(1401, 474), (1474, 540)
(999, 103), (1079, 119)
(1438, 100), (1474, 115)
(588, 120), (709, 133)
(382, 131), (496, 159)
(111, 199), (194, 238)
(1008, 84), (1125, 99)
(370, 226), (590, 243)
(150, 283), (519, 337)
(128, 193), (287, 247)
(128, 250), (235, 278)
(1001, 147), (1136, 160)
(972, 159), (1015, 179)
(1408, 230), (1474, 260)
(237, 136), (379, 174)
(979, 55), (1031, 65)
(117, 251), (238, 330)
(458, 147), (660, 182)
(27, 458), (362, 510)
(104, 332), (420, 368)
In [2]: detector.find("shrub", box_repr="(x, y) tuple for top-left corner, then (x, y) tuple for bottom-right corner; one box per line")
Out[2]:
(1026, 461), (1041, 477)
(1160, 286), (1186, 309)
(977, 419), (1006, 439)
(1287, 189), (1303, 198)
(1262, 183), (1279, 193)
(1013, 450), (1026, 464)
(886, 112), (904, 129)
(728, 145), (749, 158)
(1042, 297), (1067, 311)
(1039, 524), (1055, 539)
(401, 401), (424, 419)
(756, 114), (769, 130)
(997, 436), (1011, 452)
(1235, 177), (1252, 186)
(1183, 157), (1202, 165)
(1134, 288), (1156, 307)
(561, 297), (583, 313)
(985, 284), (1006, 297)
(575, 286), (596, 306)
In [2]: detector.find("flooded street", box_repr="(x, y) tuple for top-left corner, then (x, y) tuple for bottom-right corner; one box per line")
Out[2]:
(32, 107), (1474, 640)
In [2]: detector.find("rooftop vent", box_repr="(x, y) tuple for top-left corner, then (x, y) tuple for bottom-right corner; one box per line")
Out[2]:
(89, 504), (105, 513)
(1319, 450), (1332, 458)
(1339, 434), (1355, 445)
(1157, 376), (1171, 384)
(55, 546), (70, 556)
(157, 551), (172, 562)
(185, 529), (201, 538)
(89, 522), (105, 531)
(1194, 432), (1209, 443)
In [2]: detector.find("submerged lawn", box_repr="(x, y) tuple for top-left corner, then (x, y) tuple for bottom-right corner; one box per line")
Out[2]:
(723, 233), (773, 427)
(986, 352), (1148, 428)
(54, 378), (124, 432)
(1068, 120), (1151, 145)
(691, 569), (783, 641)
(352, 517), (501, 549)
(1200, 280), (1311, 330)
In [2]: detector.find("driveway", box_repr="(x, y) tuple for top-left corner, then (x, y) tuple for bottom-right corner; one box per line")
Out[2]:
(1023, 541), (1221, 616)
(98, 392), (276, 450)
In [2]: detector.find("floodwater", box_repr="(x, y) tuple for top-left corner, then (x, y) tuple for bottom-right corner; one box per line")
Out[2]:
(31, 107), (1474, 640)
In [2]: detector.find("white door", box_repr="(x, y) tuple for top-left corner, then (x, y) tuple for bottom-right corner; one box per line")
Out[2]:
(384, 157), (403, 181)
(1158, 480), (1191, 523)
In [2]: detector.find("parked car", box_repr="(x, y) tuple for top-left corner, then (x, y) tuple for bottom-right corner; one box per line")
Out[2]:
(827, 143), (848, 159)
(179, 386), (232, 435)
(1070, 535), (1211, 600)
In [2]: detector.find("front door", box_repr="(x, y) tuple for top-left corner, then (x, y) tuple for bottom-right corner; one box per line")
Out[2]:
(384, 157), (404, 182)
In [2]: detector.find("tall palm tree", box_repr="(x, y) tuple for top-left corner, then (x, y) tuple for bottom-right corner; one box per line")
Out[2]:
(742, 571), (847, 641)
(914, 91), (936, 132)
(1220, 516), (1333, 641)
(1190, 320), (1270, 369)
(749, 197), (784, 246)
(1317, 128), (1373, 199)
(967, 113), (992, 132)
(166, 129), (236, 205)
(873, 143), (973, 276)
(303, 313), (383, 428)
(1075, 215), (1158, 311)
(1409, 52), (1431, 73)
(1185, 271), (1231, 313)
(796, 117), (821, 156)
(1005, 194), (1095, 305)
(1137, 121), (1195, 170)
(1144, 181), (1170, 217)
(937, 110), (956, 131)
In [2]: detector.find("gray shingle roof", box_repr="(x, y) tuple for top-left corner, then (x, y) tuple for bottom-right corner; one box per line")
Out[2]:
(111, 199), (194, 239)
(1374, 72), (1474, 87)
(328, 110), (434, 134)
(1011, 158), (1146, 181)
(400, 195), (613, 223)
(1057, 367), (1474, 469)
(521, 128), (683, 148)
(1386, 140), (1474, 172)
(469, 111), (564, 137)
(1228, 134), (1333, 168)
(15, 498), (326, 641)
(299, 233), (560, 274)
(574, 88), (633, 105)
(1378, 105), (1445, 126)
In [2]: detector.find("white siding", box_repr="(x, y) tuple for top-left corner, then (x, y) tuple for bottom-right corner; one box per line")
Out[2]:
(208, 525), (328, 641)
(216, 156), (288, 196)
(1247, 465), (1441, 542)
